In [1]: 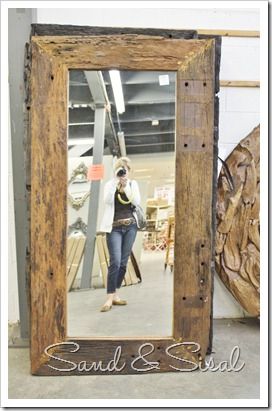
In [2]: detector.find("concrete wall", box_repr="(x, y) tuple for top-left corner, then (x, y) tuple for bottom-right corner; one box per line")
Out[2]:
(9, 7), (260, 324)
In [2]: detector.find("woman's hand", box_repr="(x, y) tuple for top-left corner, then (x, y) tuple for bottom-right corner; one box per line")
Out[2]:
(119, 176), (128, 187)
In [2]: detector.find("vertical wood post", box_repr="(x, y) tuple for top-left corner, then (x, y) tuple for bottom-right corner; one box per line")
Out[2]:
(30, 46), (68, 372)
(173, 40), (215, 361)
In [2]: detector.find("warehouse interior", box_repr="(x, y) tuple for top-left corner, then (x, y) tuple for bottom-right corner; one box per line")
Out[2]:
(67, 69), (176, 336)
(6, 5), (264, 404)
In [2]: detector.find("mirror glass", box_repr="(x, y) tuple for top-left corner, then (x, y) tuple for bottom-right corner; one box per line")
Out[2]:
(67, 70), (176, 337)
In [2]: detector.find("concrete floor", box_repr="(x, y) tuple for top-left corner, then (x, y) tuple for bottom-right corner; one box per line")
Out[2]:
(8, 252), (260, 400)
(68, 251), (173, 337)
(8, 318), (259, 399)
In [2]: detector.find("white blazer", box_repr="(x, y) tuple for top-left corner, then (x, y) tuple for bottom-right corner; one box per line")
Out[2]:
(99, 178), (141, 233)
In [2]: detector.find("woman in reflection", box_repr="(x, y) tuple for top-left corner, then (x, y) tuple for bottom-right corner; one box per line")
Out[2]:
(100, 157), (141, 312)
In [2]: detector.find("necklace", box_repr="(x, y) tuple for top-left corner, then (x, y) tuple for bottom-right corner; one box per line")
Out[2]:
(117, 190), (133, 205)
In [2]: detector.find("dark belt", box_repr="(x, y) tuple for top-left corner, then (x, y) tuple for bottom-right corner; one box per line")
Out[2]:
(112, 217), (135, 227)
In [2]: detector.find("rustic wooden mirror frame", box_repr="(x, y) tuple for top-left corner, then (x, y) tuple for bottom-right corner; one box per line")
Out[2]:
(29, 25), (220, 375)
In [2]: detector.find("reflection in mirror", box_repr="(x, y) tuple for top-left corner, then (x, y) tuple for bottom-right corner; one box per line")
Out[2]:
(67, 70), (176, 337)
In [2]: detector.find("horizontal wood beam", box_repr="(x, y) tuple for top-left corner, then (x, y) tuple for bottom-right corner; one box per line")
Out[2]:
(32, 24), (260, 39)
(220, 80), (260, 88)
(197, 29), (259, 38)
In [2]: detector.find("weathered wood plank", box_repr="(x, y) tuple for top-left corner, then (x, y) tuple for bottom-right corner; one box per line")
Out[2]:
(31, 35), (215, 75)
(66, 237), (78, 273)
(31, 24), (259, 39)
(29, 35), (217, 375)
(197, 34), (221, 94)
(197, 29), (259, 37)
(31, 24), (197, 39)
(174, 39), (215, 360)
(30, 41), (68, 373)
(96, 234), (108, 288)
(37, 338), (202, 375)
(220, 80), (260, 88)
(130, 251), (142, 282)
(67, 237), (86, 291)
(208, 94), (220, 354)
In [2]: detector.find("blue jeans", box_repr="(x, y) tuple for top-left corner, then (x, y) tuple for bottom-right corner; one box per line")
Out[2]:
(106, 223), (137, 293)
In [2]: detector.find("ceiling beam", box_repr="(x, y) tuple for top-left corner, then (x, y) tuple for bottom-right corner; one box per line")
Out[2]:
(125, 130), (174, 137)
(103, 70), (176, 85)
(126, 145), (174, 155)
(116, 103), (175, 122)
(84, 71), (120, 156)
(106, 83), (175, 105)
(69, 102), (175, 124)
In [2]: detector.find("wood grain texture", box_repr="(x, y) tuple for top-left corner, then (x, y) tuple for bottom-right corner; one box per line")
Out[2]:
(197, 34), (221, 94)
(67, 237), (86, 291)
(197, 29), (259, 37)
(207, 93), (220, 355)
(29, 34), (217, 375)
(40, 338), (202, 375)
(31, 35), (214, 75)
(30, 41), (68, 373)
(220, 80), (260, 88)
(31, 24), (259, 38)
(215, 125), (260, 316)
(174, 40), (215, 361)
(24, 42), (32, 317)
(31, 24), (197, 39)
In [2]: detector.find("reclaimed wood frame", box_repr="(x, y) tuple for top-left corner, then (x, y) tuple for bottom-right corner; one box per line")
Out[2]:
(29, 28), (219, 375)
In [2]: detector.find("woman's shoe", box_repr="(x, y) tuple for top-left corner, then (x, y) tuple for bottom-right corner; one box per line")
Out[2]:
(112, 299), (127, 305)
(100, 304), (112, 312)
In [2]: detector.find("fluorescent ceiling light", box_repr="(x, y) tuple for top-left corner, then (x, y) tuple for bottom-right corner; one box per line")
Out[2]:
(109, 70), (125, 114)
(69, 103), (94, 109)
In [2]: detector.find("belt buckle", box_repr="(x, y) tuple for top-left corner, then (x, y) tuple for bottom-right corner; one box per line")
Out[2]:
(124, 220), (130, 225)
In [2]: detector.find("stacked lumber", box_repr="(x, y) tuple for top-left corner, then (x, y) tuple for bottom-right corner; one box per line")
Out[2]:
(215, 125), (260, 316)
(67, 235), (86, 291)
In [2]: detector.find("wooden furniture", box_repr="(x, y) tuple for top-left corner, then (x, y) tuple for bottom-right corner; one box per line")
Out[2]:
(143, 229), (167, 252)
(144, 200), (170, 251)
(164, 216), (175, 271)
(29, 25), (219, 375)
(146, 200), (169, 226)
(66, 235), (86, 291)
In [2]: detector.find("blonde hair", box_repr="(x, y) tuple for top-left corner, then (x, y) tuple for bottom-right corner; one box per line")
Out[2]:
(114, 157), (132, 172)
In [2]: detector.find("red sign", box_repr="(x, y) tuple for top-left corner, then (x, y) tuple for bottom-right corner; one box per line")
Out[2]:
(87, 164), (104, 181)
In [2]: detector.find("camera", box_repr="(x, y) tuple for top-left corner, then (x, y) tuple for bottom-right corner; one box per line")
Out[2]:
(116, 167), (127, 177)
